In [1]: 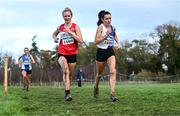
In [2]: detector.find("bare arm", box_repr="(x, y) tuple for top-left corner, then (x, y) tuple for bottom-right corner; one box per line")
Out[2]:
(114, 32), (119, 44)
(18, 56), (22, 67)
(18, 56), (22, 61)
(52, 27), (60, 43)
(30, 55), (35, 64)
(66, 25), (83, 44)
(114, 32), (120, 50)
(94, 25), (110, 45)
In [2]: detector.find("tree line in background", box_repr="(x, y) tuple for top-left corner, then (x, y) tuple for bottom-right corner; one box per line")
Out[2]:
(0, 22), (180, 85)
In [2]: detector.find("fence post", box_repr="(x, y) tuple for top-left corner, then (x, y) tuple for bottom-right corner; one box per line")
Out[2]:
(4, 55), (8, 96)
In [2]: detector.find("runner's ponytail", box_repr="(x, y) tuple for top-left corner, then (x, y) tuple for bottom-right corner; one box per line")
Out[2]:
(97, 10), (105, 26)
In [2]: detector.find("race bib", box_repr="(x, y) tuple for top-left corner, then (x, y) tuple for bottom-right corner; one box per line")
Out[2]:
(103, 36), (114, 46)
(22, 60), (30, 65)
(61, 32), (74, 45)
(104, 40), (114, 45)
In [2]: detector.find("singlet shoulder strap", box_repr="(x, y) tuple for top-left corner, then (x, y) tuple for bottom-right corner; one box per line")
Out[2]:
(59, 23), (76, 31)
(60, 23), (64, 27)
(22, 54), (25, 61)
(111, 25), (116, 32)
(72, 23), (76, 28)
(71, 23), (77, 31)
(101, 24), (105, 29)
(110, 25), (116, 36)
(58, 24), (65, 31)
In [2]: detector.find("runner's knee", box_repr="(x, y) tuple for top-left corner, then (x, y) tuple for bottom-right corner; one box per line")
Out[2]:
(64, 67), (69, 75)
(97, 73), (103, 78)
(110, 69), (116, 75)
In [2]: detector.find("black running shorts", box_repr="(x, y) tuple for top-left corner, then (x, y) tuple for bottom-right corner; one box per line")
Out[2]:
(96, 47), (115, 62)
(58, 54), (77, 63)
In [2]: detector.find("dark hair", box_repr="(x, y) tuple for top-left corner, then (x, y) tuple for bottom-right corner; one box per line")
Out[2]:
(24, 47), (29, 51)
(101, 11), (111, 20)
(62, 7), (73, 16)
(97, 10), (105, 26)
(97, 10), (111, 26)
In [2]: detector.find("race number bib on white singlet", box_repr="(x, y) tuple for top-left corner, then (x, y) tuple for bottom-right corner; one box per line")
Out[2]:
(61, 32), (74, 45)
(103, 39), (114, 45)
(103, 36), (114, 46)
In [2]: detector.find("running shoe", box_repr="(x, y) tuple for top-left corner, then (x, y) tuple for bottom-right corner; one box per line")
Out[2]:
(110, 95), (119, 102)
(65, 94), (72, 101)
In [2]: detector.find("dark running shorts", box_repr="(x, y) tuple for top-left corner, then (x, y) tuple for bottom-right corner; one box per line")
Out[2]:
(58, 54), (77, 63)
(21, 69), (32, 74)
(96, 47), (115, 62)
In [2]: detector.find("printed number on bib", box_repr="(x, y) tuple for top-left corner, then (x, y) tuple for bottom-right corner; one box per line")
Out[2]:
(61, 32), (74, 45)
(62, 37), (74, 45)
(103, 39), (114, 46)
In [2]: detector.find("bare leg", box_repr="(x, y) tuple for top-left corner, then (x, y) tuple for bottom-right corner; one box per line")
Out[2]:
(26, 74), (31, 91)
(68, 63), (76, 86)
(22, 70), (27, 90)
(58, 56), (73, 101)
(107, 56), (116, 96)
(95, 61), (105, 88)
(58, 56), (70, 90)
(94, 61), (105, 98)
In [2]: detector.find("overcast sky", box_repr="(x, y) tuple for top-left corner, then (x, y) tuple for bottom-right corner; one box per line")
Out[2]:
(0, 0), (179, 58)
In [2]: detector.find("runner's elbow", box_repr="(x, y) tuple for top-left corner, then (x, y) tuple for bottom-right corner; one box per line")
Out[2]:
(78, 39), (83, 44)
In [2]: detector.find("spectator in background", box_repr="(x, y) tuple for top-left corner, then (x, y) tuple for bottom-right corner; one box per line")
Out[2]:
(76, 69), (85, 87)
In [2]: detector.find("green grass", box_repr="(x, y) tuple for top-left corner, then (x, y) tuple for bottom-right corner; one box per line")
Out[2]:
(0, 83), (180, 115)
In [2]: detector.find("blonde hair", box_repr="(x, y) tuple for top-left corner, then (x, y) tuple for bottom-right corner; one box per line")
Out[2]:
(62, 7), (73, 16)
